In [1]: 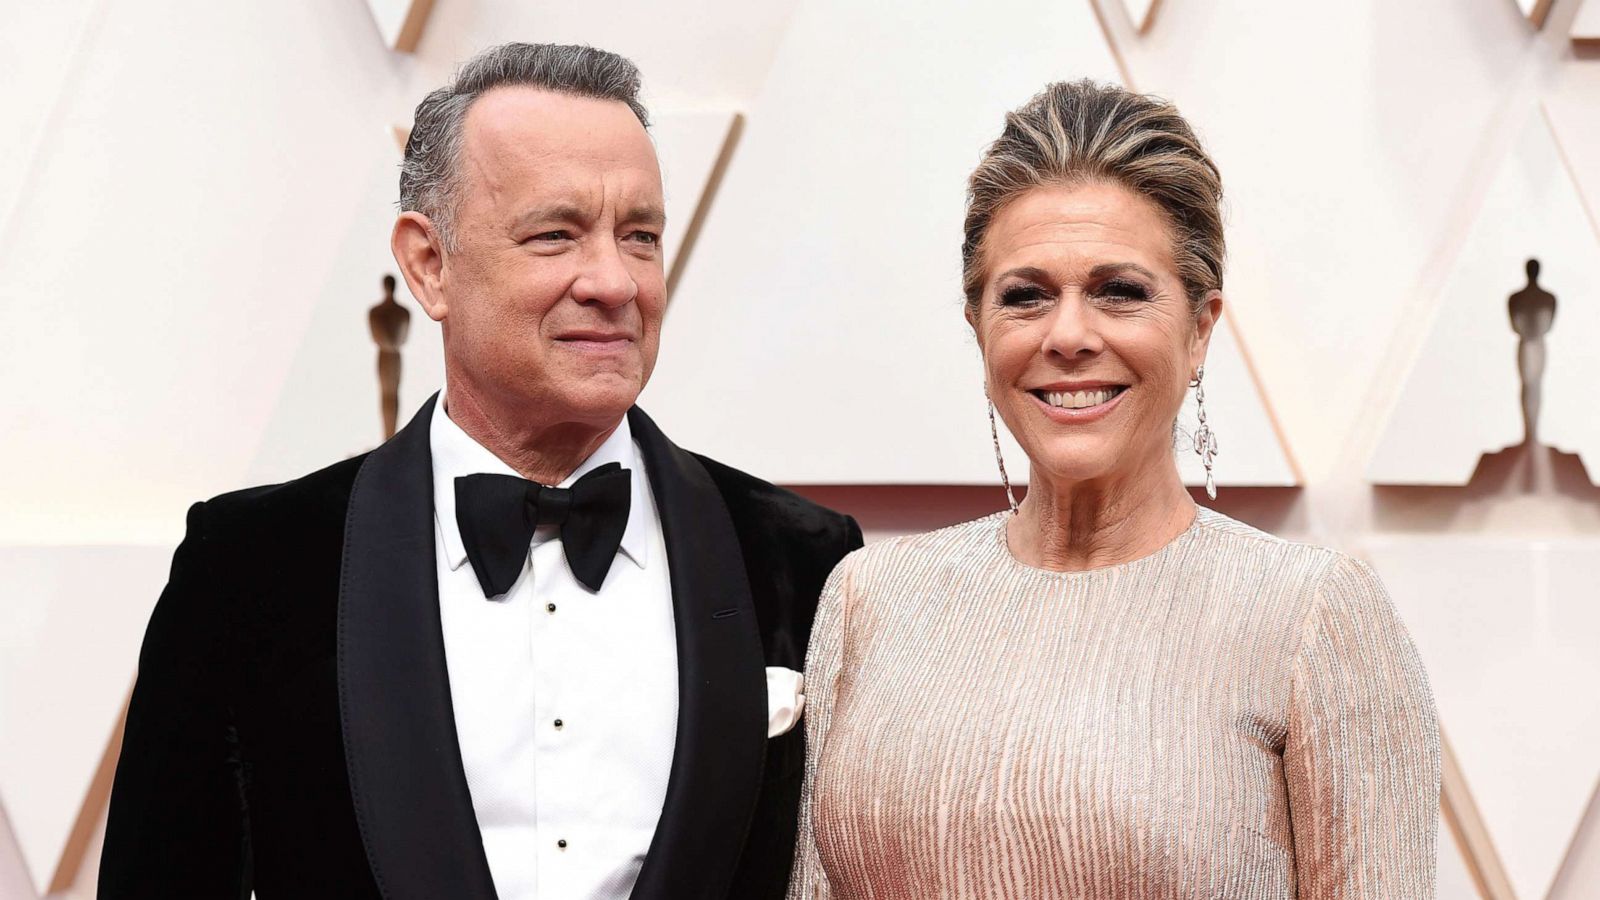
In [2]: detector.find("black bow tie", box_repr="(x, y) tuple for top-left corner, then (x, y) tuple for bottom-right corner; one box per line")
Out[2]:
(454, 463), (632, 597)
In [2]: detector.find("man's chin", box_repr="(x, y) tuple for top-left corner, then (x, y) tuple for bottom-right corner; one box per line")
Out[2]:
(550, 377), (643, 422)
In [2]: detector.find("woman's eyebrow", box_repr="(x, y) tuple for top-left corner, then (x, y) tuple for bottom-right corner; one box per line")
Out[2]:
(994, 265), (1052, 283)
(1088, 262), (1157, 281)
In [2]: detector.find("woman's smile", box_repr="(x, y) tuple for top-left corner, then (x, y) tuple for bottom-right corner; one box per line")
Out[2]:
(1026, 383), (1129, 423)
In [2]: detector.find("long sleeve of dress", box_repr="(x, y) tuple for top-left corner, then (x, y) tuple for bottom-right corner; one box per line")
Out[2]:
(787, 556), (853, 900)
(1284, 553), (1441, 899)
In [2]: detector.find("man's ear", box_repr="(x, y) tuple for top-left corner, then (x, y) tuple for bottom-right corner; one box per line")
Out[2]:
(1190, 290), (1224, 374)
(392, 211), (449, 322)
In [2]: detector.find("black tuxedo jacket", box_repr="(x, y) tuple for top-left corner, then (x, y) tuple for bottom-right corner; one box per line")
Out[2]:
(99, 397), (861, 900)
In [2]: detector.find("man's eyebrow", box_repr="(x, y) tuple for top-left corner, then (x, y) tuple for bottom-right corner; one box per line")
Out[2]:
(624, 204), (667, 228)
(509, 203), (666, 230)
(511, 203), (587, 231)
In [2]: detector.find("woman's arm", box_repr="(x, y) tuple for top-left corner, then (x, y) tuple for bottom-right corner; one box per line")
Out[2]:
(786, 554), (856, 900)
(1285, 553), (1441, 899)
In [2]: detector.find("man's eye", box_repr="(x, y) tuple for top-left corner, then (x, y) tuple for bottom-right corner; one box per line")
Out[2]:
(529, 231), (569, 242)
(629, 231), (661, 246)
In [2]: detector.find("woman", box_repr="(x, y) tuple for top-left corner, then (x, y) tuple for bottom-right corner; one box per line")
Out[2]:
(788, 82), (1439, 899)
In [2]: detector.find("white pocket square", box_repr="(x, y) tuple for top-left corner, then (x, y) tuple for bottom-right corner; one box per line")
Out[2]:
(765, 666), (805, 738)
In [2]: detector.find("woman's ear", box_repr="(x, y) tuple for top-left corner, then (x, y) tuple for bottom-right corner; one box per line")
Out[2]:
(392, 211), (449, 322)
(1189, 290), (1224, 374)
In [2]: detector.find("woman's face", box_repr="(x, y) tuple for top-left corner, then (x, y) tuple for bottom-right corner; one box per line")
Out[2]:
(969, 180), (1220, 488)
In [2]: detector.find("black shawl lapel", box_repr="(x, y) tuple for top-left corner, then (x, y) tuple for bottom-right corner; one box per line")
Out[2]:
(627, 407), (769, 900)
(338, 393), (498, 900)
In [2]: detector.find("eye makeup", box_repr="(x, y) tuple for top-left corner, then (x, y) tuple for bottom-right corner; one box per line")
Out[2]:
(1097, 277), (1152, 303)
(997, 283), (1051, 307)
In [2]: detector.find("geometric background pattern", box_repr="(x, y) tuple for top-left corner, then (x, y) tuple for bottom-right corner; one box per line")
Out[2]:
(1367, 106), (1600, 485)
(1370, 537), (1600, 900)
(640, 0), (1300, 487)
(5, 1), (1600, 897)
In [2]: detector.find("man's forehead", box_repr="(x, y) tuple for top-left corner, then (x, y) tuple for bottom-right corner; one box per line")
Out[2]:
(450, 87), (663, 226)
(463, 86), (653, 160)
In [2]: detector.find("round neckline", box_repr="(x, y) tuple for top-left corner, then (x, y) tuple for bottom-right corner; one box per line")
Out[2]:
(990, 504), (1211, 578)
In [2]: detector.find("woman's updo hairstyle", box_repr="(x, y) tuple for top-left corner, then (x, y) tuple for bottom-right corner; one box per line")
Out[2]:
(961, 80), (1225, 317)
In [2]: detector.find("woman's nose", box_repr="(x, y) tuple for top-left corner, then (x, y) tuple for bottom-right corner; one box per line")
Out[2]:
(1041, 297), (1103, 358)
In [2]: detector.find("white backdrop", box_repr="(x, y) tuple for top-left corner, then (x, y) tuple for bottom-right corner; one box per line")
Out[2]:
(640, 0), (1299, 487)
(1369, 108), (1600, 485)
(1371, 537), (1600, 900)
(4, 0), (1600, 896)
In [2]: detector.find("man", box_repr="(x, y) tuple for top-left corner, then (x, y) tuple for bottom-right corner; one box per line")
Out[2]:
(99, 43), (861, 900)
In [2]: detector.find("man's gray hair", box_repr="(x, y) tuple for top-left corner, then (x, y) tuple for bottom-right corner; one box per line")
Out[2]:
(399, 43), (650, 250)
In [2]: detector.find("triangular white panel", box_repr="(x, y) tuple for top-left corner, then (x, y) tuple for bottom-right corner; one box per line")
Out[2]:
(652, 110), (739, 279)
(1438, 812), (1489, 900)
(1513, 0), (1555, 28)
(1576, 0), (1600, 46)
(243, 162), (444, 486)
(643, 0), (1292, 486)
(1369, 110), (1600, 485)
(1176, 317), (1298, 487)
(1119, 0), (1160, 33)
(1368, 538), (1600, 900)
(644, 0), (1291, 485)
(0, 1), (405, 545)
(0, 546), (173, 894)
(0, 0), (100, 242)
(362, 0), (434, 52)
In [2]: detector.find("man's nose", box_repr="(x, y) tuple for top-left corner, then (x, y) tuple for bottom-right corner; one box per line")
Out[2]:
(570, 237), (639, 308)
(1042, 296), (1104, 358)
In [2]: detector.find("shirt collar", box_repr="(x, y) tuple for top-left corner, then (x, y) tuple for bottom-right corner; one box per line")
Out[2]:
(431, 397), (650, 573)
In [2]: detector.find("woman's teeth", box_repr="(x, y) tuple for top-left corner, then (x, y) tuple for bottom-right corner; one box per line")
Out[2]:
(1041, 387), (1123, 409)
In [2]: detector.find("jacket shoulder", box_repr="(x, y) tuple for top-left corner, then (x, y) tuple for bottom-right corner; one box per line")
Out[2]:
(690, 453), (861, 671)
(194, 453), (368, 545)
(692, 453), (861, 553)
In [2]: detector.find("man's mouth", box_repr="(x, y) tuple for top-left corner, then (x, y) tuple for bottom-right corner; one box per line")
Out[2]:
(1029, 385), (1129, 410)
(555, 331), (634, 352)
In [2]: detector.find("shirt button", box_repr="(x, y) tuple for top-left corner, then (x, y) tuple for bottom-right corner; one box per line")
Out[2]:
(557, 839), (568, 850)
(553, 718), (564, 730)
(546, 603), (557, 614)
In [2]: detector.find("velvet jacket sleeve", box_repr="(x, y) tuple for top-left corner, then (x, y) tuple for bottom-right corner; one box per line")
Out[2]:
(99, 501), (252, 899)
(1284, 553), (1441, 898)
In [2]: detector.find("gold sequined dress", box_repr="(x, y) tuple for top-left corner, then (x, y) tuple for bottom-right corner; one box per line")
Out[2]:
(789, 507), (1439, 900)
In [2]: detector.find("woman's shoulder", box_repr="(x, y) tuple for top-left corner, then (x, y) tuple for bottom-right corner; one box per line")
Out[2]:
(831, 511), (1009, 584)
(1189, 507), (1390, 607)
(1196, 506), (1369, 573)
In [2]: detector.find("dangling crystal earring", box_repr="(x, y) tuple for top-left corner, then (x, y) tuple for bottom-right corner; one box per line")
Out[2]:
(986, 388), (1020, 515)
(1190, 365), (1218, 500)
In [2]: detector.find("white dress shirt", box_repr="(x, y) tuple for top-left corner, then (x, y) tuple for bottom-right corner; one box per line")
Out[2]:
(430, 399), (679, 900)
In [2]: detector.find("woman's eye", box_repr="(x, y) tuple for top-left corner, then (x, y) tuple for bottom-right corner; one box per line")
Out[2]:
(998, 285), (1048, 307)
(1099, 279), (1151, 302)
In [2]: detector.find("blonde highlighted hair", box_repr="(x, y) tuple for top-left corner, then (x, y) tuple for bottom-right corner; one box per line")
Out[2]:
(961, 80), (1225, 316)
